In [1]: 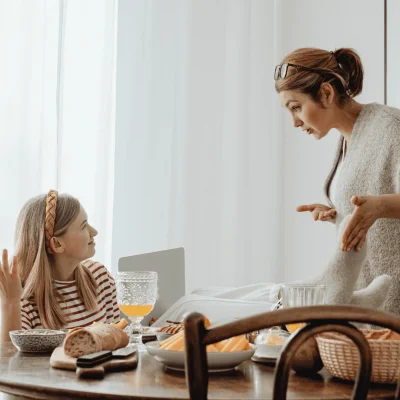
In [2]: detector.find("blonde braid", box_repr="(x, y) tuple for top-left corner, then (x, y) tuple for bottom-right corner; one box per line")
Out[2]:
(45, 190), (58, 253)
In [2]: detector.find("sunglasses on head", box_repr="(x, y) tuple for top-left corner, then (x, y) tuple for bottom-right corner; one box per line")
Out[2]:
(274, 63), (322, 81)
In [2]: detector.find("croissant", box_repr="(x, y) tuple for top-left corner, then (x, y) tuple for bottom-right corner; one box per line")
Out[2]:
(159, 323), (184, 334)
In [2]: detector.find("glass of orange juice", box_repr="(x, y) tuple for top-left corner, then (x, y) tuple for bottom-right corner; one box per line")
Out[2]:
(116, 271), (158, 348)
(281, 284), (325, 334)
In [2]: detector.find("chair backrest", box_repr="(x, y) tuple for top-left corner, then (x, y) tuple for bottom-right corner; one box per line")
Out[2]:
(118, 247), (185, 325)
(183, 305), (400, 400)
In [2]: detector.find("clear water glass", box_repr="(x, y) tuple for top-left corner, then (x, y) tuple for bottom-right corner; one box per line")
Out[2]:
(116, 271), (158, 349)
(281, 284), (326, 308)
(280, 284), (325, 334)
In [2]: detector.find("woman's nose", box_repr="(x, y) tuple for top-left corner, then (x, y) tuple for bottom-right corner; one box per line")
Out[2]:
(89, 225), (98, 237)
(293, 117), (303, 128)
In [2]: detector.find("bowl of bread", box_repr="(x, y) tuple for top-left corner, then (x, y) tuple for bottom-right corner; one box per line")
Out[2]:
(145, 316), (254, 372)
(316, 328), (400, 383)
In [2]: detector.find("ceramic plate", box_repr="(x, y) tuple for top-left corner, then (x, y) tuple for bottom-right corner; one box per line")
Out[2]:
(145, 341), (255, 372)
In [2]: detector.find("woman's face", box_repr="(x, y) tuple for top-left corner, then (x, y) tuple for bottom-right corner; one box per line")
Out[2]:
(56, 206), (98, 262)
(279, 90), (333, 140)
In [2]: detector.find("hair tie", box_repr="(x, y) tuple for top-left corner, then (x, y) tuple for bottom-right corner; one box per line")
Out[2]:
(45, 190), (58, 253)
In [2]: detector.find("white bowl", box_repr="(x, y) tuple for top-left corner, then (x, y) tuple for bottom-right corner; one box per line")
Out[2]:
(253, 343), (283, 359)
(145, 341), (255, 372)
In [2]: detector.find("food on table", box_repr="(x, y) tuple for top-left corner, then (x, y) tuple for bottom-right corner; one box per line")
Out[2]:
(286, 323), (306, 334)
(64, 319), (129, 358)
(159, 323), (184, 335)
(159, 331), (251, 352)
(262, 333), (286, 345)
(158, 316), (211, 335)
(291, 337), (323, 374)
(111, 319), (129, 330)
(363, 328), (400, 340)
(12, 330), (60, 335)
(321, 328), (400, 342)
(255, 328), (290, 346)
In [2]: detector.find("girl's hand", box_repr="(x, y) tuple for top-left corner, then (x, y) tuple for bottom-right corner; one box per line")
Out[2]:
(0, 249), (22, 305)
(341, 195), (381, 252)
(296, 203), (337, 222)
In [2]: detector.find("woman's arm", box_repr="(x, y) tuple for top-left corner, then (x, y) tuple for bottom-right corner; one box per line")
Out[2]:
(377, 194), (400, 219)
(0, 250), (22, 342)
(1, 301), (21, 341)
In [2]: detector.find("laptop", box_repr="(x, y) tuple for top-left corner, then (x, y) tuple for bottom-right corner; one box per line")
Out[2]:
(118, 247), (185, 325)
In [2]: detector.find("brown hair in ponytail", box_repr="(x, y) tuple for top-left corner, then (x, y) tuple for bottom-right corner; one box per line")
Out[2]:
(275, 47), (364, 106)
(14, 193), (98, 329)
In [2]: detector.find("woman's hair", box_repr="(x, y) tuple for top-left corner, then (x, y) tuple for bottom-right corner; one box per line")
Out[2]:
(275, 48), (364, 106)
(14, 192), (98, 329)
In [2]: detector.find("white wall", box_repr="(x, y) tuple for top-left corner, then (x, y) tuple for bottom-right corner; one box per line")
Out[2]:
(277, 0), (384, 281)
(112, 0), (385, 289)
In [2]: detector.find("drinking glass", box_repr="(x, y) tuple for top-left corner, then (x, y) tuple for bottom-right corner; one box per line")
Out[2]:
(116, 271), (158, 348)
(281, 284), (325, 333)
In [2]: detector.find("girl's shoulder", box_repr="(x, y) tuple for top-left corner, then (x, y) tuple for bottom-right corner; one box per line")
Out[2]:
(81, 259), (115, 285)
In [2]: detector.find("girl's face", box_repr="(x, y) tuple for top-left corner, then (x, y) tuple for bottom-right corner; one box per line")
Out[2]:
(56, 206), (98, 262)
(279, 90), (333, 140)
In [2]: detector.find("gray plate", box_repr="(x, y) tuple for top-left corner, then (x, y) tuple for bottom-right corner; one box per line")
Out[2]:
(145, 341), (255, 372)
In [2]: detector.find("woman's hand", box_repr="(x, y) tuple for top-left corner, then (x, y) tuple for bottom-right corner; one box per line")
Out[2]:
(0, 249), (21, 305)
(341, 195), (382, 252)
(296, 203), (337, 222)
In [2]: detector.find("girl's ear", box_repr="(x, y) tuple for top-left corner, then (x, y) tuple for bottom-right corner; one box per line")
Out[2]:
(50, 237), (64, 254)
(319, 82), (335, 107)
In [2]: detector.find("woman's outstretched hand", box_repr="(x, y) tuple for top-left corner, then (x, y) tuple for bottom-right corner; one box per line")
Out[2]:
(296, 203), (337, 222)
(341, 195), (381, 252)
(0, 249), (22, 305)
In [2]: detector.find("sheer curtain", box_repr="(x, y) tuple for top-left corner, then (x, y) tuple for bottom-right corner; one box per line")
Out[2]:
(0, 0), (117, 268)
(112, 0), (285, 292)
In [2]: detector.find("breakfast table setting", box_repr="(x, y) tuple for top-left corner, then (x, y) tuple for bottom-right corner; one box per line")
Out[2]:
(0, 272), (399, 400)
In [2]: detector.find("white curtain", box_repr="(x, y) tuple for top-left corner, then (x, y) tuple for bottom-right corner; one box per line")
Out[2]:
(112, 0), (285, 292)
(0, 0), (117, 268)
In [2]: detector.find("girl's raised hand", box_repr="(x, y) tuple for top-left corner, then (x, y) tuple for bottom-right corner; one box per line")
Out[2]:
(0, 249), (22, 305)
(296, 203), (337, 222)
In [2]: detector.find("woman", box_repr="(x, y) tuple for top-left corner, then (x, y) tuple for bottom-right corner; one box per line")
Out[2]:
(275, 47), (400, 316)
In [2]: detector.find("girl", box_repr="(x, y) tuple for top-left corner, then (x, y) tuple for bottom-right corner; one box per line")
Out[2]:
(0, 190), (119, 341)
(274, 47), (400, 316)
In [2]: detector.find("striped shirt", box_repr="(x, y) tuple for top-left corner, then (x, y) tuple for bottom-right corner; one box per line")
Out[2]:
(21, 260), (120, 330)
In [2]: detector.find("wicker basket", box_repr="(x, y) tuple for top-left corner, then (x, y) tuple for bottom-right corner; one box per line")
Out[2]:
(316, 333), (400, 384)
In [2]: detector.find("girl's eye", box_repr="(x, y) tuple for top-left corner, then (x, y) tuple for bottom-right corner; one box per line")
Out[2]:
(292, 106), (300, 111)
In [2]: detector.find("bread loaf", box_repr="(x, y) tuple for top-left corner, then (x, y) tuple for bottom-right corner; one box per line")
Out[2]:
(64, 323), (129, 358)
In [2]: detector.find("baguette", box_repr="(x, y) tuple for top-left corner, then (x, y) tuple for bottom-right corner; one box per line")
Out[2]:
(64, 323), (129, 358)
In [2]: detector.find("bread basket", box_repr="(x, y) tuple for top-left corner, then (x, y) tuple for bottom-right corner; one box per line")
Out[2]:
(316, 329), (400, 384)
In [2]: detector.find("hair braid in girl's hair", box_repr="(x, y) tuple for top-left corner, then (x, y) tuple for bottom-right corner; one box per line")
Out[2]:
(45, 190), (58, 253)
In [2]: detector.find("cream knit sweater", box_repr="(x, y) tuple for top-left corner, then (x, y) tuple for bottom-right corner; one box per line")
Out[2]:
(324, 102), (400, 316)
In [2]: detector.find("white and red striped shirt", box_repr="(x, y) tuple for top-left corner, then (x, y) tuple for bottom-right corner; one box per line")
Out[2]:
(21, 260), (120, 330)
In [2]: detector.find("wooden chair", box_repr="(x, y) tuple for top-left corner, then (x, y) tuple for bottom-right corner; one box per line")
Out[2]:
(183, 305), (400, 400)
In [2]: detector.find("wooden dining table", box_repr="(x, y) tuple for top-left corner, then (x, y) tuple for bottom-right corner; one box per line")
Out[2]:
(0, 342), (396, 400)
